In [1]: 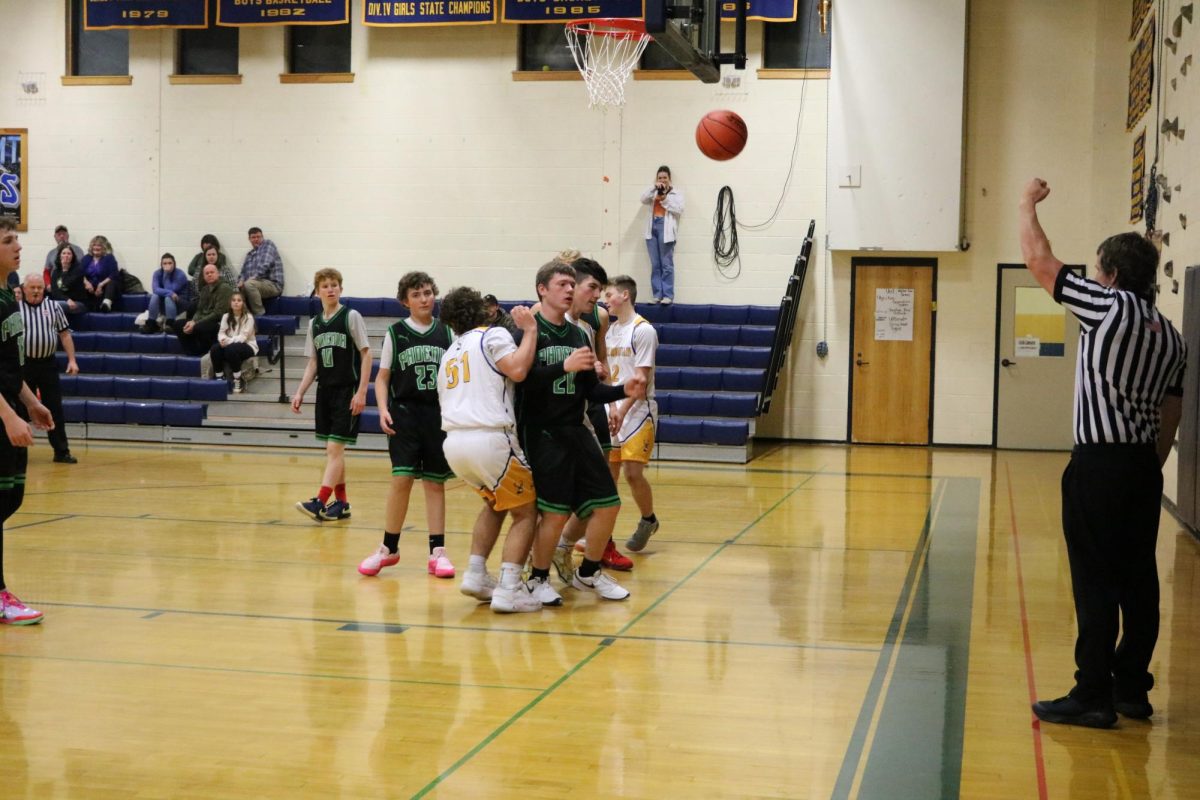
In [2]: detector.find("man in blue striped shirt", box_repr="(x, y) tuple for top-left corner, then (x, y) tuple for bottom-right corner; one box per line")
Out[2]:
(1020, 177), (1187, 728)
(238, 227), (284, 316)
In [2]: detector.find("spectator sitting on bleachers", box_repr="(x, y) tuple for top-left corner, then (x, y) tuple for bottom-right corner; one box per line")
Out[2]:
(43, 225), (84, 285)
(238, 227), (284, 316)
(188, 236), (237, 296)
(209, 290), (257, 394)
(144, 253), (189, 334)
(49, 243), (89, 314)
(174, 263), (232, 356)
(79, 235), (122, 312)
(483, 293), (521, 338)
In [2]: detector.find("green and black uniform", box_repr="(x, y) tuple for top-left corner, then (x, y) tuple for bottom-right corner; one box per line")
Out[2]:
(310, 305), (365, 445)
(574, 307), (612, 452)
(385, 318), (454, 481)
(0, 287), (27, 516)
(516, 313), (627, 517)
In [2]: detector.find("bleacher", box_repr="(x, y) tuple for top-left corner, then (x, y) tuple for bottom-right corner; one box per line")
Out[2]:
(48, 291), (790, 462)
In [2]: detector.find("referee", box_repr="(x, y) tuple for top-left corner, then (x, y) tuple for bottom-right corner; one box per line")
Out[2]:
(1020, 178), (1187, 728)
(19, 273), (79, 464)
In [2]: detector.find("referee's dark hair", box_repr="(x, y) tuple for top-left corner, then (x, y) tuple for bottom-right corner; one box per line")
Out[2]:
(440, 287), (488, 335)
(1097, 232), (1159, 299)
(571, 257), (609, 287)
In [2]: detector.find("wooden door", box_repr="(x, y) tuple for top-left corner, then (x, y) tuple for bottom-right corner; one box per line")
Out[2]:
(850, 260), (935, 444)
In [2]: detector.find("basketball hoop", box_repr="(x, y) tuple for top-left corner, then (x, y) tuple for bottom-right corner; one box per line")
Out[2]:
(564, 18), (652, 108)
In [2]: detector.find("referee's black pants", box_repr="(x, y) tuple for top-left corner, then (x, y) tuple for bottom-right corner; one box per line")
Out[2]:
(22, 356), (70, 456)
(1061, 443), (1162, 701)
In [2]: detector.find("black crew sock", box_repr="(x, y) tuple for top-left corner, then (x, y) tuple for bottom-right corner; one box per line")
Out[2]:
(383, 532), (401, 554)
(429, 533), (445, 553)
(642, 513), (658, 524)
(578, 558), (600, 578)
(530, 567), (550, 582)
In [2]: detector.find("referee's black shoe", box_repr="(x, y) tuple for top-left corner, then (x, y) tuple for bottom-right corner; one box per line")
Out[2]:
(53, 451), (77, 464)
(1113, 690), (1154, 719)
(1032, 694), (1117, 728)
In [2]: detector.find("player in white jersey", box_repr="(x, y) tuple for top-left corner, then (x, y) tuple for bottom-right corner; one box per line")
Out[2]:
(436, 287), (542, 613)
(604, 275), (661, 552)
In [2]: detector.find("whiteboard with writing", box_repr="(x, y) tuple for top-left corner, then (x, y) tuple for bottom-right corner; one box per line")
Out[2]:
(875, 288), (914, 341)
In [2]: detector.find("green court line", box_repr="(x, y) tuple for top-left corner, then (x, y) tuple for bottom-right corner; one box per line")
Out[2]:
(406, 471), (824, 798)
(0, 652), (539, 693)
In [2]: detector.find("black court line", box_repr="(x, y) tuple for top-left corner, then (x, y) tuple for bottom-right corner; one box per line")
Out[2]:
(4, 514), (76, 530)
(0, 652), (540, 693)
(409, 470), (824, 798)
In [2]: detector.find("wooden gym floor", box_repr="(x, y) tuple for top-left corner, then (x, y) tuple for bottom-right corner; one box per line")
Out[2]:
(0, 441), (1198, 799)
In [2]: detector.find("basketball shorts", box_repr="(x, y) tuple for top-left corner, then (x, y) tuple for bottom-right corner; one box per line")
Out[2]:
(0, 429), (28, 523)
(586, 402), (613, 452)
(523, 424), (620, 519)
(443, 428), (534, 511)
(315, 384), (360, 445)
(387, 401), (453, 482)
(610, 403), (656, 464)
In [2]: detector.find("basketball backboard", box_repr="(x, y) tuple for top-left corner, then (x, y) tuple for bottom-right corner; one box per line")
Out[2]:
(644, 0), (746, 83)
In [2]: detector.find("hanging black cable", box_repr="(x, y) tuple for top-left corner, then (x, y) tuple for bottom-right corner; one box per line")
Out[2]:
(713, 185), (741, 279)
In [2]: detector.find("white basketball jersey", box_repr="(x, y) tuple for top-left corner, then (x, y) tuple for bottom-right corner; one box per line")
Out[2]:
(438, 327), (519, 431)
(606, 313), (658, 416)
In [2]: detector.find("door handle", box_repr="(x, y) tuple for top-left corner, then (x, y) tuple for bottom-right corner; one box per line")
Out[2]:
(1001, 358), (1015, 367)
(856, 359), (869, 367)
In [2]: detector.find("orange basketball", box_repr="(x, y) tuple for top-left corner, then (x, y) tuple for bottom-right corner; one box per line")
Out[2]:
(696, 110), (748, 161)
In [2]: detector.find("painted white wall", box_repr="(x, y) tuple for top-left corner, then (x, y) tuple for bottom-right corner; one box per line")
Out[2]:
(825, 0), (967, 251)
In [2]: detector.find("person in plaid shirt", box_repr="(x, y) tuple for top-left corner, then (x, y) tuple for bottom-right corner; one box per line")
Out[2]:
(238, 226), (284, 316)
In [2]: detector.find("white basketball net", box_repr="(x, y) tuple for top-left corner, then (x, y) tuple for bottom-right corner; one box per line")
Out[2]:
(564, 20), (652, 108)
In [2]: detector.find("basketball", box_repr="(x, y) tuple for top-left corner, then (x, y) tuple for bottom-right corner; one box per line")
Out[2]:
(695, 110), (748, 161)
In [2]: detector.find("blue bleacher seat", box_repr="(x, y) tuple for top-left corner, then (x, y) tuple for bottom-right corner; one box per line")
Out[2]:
(655, 394), (672, 415)
(71, 332), (97, 351)
(739, 327), (776, 347)
(381, 299), (405, 317)
(132, 334), (168, 354)
(655, 324), (700, 345)
(369, 361), (381, 381)
(164, 337), (184, 354)
(711, 393), (758, 418)
(731, 348), (771, 369)
(112, 377), (151, 398)
(722, 369), (765, 392)
(659, 417), (703, 444)
(274, 296), (318, 316)
(63, 398), (86, 423)
(344, 297), (385, 316)
(95, 333), (131, 352)
(366, 383), (377, 406)
(69, 353), (105, 372)
(256, 315), (298, 336)
(699, 326), (739, 346)
(672, 305), (711, 325)
(86, 400), (125, 424)
(59, 375), (78, 394)
(709, 306), (750, 325)
(74, 376), (114, 397)
(691, 346), (732, 368)
(359, 408), (382, 435)
(149, 378), (191, 400)
(253, 335), (275, 359)
(84, 314), (131, 332)
(188, 380), (228, 402)
(116, 294), (149, 313)
(124, 401), (164, 425)
(163, 403), (206, 426)
(671, 393), (713, 416)
(657, 345), (689, 368)
(656, 367), (681, 390)
(635, 303), (670, 323)
(703, 419), (749, 445)
(172, 356), (204, 378)
(679, 369), (723, 391)
(106, 354), (141, 374)
(748, 305), (779, 326)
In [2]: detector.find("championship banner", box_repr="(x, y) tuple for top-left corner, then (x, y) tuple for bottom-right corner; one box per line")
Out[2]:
(217, 0), (349, 25)
(365, 0), (496, 26)
(501, 0), (641, 23)
(720, 0), (796, 23)
(84, 0), (208, 30)
(1130, 129), (1146, 224)
(1127, 15), (1154, 131)
(0, 130), (28, 233)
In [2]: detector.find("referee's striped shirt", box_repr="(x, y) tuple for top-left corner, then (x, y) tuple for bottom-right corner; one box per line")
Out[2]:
(1054, 268), (1187, 445)
(18, 298), (70, 360)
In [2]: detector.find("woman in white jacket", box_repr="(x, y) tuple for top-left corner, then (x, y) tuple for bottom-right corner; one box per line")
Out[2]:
(209, 290), (258, 393)
(640, 165), (684, 304)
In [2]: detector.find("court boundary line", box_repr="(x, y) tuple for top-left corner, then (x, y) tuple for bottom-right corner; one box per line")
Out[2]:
(1003, 462), (1050, 800)
(408, 470), (823, 798)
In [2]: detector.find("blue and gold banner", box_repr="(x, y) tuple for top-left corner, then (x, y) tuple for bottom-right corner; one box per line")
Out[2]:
(719, 0), (796, 22)
(501, 0), (641, 23)
(365, 0), (496, 26)
(217, 0), (350, 25)
(84, 0), (208, 30)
